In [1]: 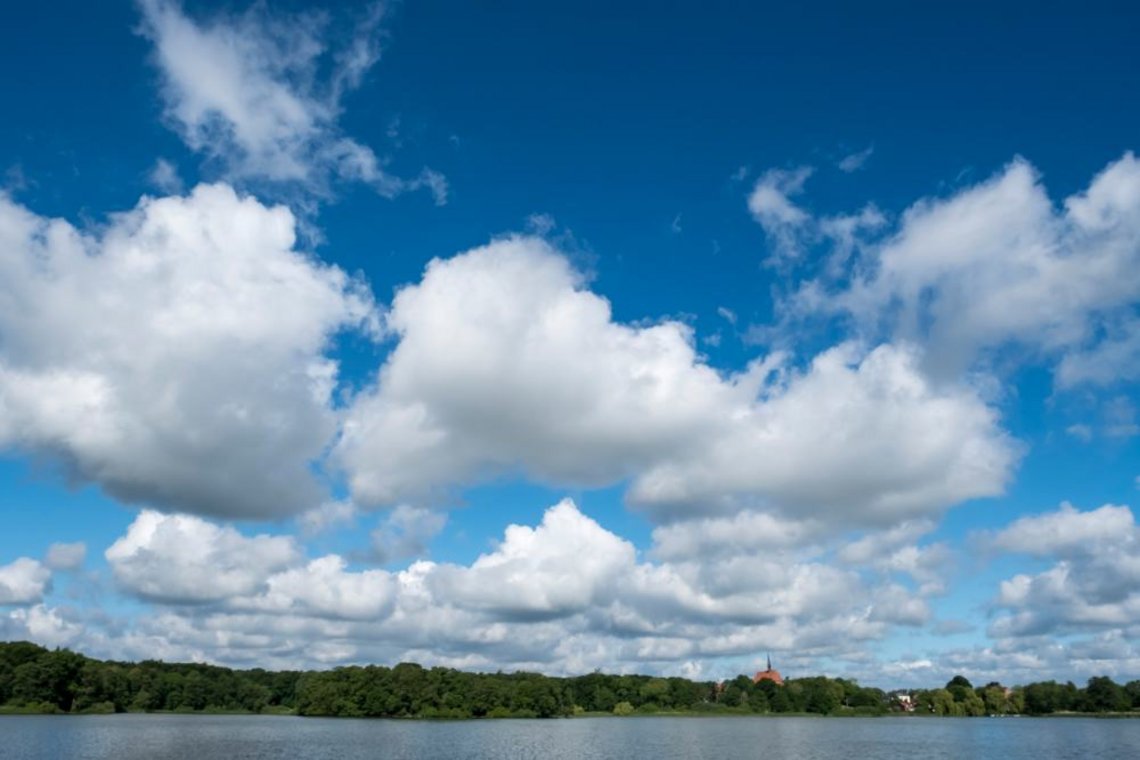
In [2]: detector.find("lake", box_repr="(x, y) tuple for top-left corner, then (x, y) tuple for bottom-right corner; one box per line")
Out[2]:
(2, 714), (1138, 759)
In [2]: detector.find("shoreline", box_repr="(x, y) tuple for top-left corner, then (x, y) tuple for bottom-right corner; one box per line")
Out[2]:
(5, 707), (1140, 720)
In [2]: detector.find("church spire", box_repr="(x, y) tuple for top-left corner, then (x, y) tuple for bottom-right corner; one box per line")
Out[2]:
(753, 653), (784, 686)
(754, 653), (783, 686)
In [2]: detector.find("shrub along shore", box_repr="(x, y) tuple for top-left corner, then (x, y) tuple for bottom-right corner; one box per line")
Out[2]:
(2, 641), (1138, 718)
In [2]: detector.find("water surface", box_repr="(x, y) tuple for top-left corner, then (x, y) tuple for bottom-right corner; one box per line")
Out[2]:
(3, 714), (1138, 759)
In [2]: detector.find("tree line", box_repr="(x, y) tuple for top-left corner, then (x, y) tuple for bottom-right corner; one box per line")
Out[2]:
(2, 641), (1138, 717)
(908, 674), (1140, 716)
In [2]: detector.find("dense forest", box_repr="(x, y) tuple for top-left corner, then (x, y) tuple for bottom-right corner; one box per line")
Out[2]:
(2, 641), (1139, 718)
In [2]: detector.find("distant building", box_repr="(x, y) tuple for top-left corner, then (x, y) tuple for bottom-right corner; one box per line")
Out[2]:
(892, 692), (915, 712)
(753, 654), (784, 686)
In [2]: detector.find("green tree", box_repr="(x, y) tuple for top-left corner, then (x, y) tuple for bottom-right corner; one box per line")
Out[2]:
(1124, 680), (1140, 710)
(945, 675), (973, 703)
(1084, 676), (1129, 713)
(980, 684), (1011, 715)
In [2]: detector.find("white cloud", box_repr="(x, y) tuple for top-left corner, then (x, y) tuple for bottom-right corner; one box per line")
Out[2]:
(747, 166), (813, 258)
(427, 499), (634, 620)
(44, 542), (87, 571)
(1066, 423), (1093, 442)
(137, 0), (445, 203)
(241, 556), (398, 621)
(878, 544), (952, 596)
(868, 583), (930, 626)
(0, 184), (375, 518)
(525, 213), (556, 236)
(932, 619), (974, 636)
(837, 520), (935, 565)
(651, 511), (821, 561)
(297, 500), (358, 537)
(988, 503), (1140, 638)
(621, 556), (869, 628)
(990, 502), (1135, 557)
(746, 164), (884, 267)
(1103, 396), (1139, 438)
(61, 499), (937, 676)
(106, 510), (300, 603)
(816, 205), (886, 271)
(1057, 318), (1140, 387)
(836, 520), (949, 594)
(148, 158), (183, 193)
(336, 236), (742, 507)
(838, 146), (874, 173)
(3, 605), (82, 648)
(805, 152), (1140, 382)
(716, 306), (737, 325)
(338, 237), (1016, 529)
(0, 558), (51, 605)
(371, 505), (447, 564)
(629, 342), (1016, 525)
(992, 563), (1140, 637)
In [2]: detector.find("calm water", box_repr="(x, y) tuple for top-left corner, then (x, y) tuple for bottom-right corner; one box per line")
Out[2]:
(2, 714), (1139, 760)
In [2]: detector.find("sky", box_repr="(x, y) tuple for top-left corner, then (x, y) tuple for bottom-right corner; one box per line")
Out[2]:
(1, 0), (1139, 689)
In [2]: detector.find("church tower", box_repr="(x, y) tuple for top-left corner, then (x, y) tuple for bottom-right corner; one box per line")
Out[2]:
(753, 653), (784, 686)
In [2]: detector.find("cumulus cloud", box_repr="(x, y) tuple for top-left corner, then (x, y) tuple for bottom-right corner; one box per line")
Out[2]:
(297, 500), (358, 537)
(621, 555), (871, 630)
(868, 583), (931, 626)
(837, 520), (935, 565)
(337, 237), (1016, 528)
(2, 0), (1130, 687)
(59, 499), (936, 676)
(989, 502), (1134, 557)
(0, 180), (1018, 542)
(1058, 318), (1140, 387)
(240, 556), (398, 621)
(651, 511), (821, 561)
(44, 542), (87, 571)
(836, 520), (950, 595)
(0, 184), (375, 518)
(792, 152), (1140, 383)
(0, 558), (51, 605)
(370, 505), (447, 564)
(2, 604), (82, 648)
(987, 503), (1140, 638)
(137, 0), (445, 203)
(106, 510), (300, 603)
(632, 342), (1015, 525)
(337, 236), (744, 506)
(427, 499), (634, 620)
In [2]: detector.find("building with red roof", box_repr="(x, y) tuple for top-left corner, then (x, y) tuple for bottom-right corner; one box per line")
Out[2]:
(753, 654), (784, 686)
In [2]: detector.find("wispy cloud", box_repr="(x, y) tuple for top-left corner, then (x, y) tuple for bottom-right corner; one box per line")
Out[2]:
(148, 157), (183, 193)
(137, 0), (446, 204)
(838, 145), (874, 173)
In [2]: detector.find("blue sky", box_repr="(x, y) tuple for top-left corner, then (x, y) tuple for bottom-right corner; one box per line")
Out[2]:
(1, 0), (1139, 687)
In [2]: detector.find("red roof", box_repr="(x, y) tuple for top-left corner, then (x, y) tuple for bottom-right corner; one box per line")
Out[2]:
(753, 668), (784, 686)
